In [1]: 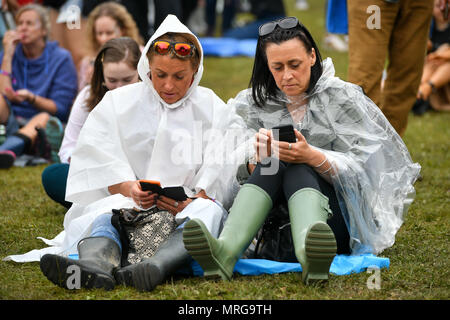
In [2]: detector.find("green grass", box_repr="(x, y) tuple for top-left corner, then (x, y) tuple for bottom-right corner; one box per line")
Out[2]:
(0, 0), (449, 300)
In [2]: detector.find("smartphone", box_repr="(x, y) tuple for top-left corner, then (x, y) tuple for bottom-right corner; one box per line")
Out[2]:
(139, 180), (162, 194)
(272, 125), (296, 143)
(163, 186), (188, 201)
(139, 180), (187, 201)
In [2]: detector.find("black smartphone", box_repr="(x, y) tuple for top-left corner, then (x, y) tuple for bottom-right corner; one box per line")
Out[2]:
(139, 180), (163, 194)
(163, 186), (188, 201)
(272, 125), (296, 143)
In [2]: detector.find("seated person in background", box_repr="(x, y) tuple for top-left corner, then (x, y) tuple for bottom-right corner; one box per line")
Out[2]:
(0, 4), (78, 168)
(183, 17), (420, 285)
(222, 0), (286, 39)
(78, 1), (143, 91)
(41, 37), (141, 209)
(412, 0), (450, 115)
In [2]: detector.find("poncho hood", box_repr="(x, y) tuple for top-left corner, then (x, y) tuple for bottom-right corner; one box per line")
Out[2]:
(138, 14), (204, 109)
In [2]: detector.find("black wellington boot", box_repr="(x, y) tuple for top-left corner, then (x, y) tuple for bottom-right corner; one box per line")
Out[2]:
(40, 237), (121, 290)
(115, 228), (191, 291)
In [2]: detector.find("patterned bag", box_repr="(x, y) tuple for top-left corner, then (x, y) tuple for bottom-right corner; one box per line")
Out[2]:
(111, 206), (177, 266)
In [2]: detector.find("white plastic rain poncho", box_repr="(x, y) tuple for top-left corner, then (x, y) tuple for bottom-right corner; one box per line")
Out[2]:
(5, 15), (246, 263)
(228, 58), (421, 255)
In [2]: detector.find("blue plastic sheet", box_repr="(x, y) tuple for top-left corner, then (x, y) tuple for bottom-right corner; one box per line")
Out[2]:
(199, 37), (257, 57)
(191, 254), (389, 277)
(326, 0), (348, 34)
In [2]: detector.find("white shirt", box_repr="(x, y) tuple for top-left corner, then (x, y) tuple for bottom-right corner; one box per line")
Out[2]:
(58, 86), (91, 164)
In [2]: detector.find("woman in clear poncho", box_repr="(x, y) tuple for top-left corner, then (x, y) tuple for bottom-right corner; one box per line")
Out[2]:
(183, 17), (421, 285)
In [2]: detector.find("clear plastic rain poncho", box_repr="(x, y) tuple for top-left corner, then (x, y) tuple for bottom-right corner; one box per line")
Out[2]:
(228, 58), (421, 255)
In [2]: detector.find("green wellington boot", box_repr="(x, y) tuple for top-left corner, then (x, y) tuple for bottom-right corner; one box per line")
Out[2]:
(288, 188), (337, 285)
(40, 237), (121, 290)
(183, 184), (273, 281)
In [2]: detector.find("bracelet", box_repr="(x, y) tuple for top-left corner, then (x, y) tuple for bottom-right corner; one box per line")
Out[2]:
(320, 166), (332, 175)
(314, 157), (328, 168)
(0, 70), (16, 84)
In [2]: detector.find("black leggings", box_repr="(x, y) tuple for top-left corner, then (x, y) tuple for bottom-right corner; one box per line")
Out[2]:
(247, 159), (351, 254)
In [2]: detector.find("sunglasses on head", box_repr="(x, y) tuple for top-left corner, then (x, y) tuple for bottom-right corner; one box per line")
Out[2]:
(152, 40), (195, 58)
(258, 16), (300, 36)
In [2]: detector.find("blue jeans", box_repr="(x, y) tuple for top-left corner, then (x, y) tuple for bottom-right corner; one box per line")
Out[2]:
(90, 213), (122, 251)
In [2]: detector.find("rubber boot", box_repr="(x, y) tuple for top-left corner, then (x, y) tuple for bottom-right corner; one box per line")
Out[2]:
(40, 237), (121, 290)
(183, 184), (273, 281)
(114, 228), (191, 292)
(288, 188), (337, 285)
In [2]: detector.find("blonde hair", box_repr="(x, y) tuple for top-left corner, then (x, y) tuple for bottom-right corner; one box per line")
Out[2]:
(147, 33), (201, 71)
(85, 2), (143, 55)
(15, 4), (51, 40)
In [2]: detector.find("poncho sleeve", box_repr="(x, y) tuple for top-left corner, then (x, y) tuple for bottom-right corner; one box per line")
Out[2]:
(306, 82), (421, 255)
(191, 91), (251, 209)
(65, 91), (137, 206)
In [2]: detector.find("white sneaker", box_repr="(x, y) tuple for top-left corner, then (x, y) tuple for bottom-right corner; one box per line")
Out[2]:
(296, 0), (309, 11)
(323, 34), (348, 52)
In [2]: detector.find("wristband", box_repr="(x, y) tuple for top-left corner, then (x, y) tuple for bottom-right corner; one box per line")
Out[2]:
(0, 70), (16, 84)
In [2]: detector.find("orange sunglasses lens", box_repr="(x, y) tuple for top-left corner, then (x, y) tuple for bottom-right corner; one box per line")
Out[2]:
(174, 43), (192, 56)
(154, 41), (170, 54)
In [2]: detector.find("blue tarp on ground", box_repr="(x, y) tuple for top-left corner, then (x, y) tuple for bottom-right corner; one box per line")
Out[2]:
(199, 37), (258, 57)
(190, 254), (390, 276)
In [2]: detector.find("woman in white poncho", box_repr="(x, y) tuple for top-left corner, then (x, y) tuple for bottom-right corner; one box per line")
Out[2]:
(5, 15), (245, 291)
(183, 17), (421, 285)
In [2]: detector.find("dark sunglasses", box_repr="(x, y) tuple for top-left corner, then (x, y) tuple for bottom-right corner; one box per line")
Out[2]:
(258, 17), (300, 36)
(152, 40), (196, 58)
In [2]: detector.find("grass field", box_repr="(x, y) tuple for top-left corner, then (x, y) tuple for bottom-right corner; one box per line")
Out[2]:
(0, 0), (449, 301)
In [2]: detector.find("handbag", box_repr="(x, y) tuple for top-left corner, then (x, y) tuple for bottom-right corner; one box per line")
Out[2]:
(111, 206), (177, 266)
(252, 203), (298, 263)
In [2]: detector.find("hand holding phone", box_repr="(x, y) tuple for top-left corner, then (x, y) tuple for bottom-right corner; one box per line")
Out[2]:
(139, 180), (187, 201)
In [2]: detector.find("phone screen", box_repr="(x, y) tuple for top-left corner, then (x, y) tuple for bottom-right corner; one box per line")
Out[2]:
(272, 125), (296, 143)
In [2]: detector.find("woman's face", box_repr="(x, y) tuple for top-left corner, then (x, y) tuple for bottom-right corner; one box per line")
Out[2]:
(265, 38), (316, 97)
(16, 10), (46, 45)
(149, 54), (196, 104)
(103, 61), (139, 90)
(95, 16), (123, 47)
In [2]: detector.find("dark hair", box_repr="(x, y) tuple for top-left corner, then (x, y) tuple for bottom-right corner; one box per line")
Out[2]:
(250, 22), (323, 108)
(86, 37), (141, 111)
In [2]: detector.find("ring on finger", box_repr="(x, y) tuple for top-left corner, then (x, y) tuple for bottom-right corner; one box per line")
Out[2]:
(174, 201), (179, 208)
(288, 143), (292, 150)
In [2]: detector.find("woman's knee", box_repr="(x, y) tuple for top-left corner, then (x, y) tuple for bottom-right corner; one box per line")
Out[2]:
(283, 163), (321, 198)
(42, 163), (69, 197)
